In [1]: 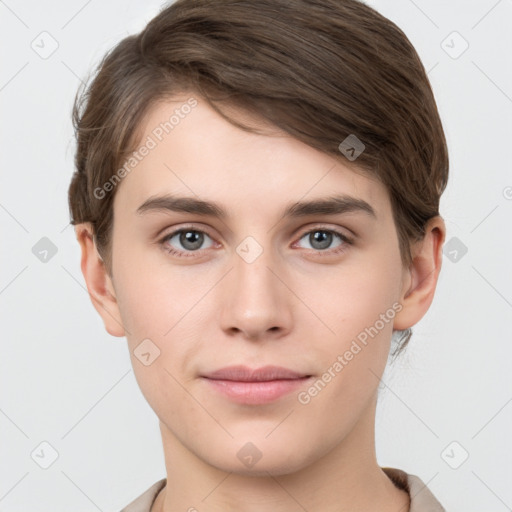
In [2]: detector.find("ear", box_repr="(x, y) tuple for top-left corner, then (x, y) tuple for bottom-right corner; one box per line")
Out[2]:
(393, 216), (446, 331)
(74, 223), (126, 338)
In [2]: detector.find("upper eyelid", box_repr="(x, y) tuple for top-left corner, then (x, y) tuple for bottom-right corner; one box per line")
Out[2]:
(160, 224), (215, 241)
(161, 223), (350, 236)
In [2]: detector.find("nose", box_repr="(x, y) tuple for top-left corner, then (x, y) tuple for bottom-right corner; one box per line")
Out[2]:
(219, 240), (293, 341)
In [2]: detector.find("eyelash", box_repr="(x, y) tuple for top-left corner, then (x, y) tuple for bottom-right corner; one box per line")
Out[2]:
(159, 224), (354, 259)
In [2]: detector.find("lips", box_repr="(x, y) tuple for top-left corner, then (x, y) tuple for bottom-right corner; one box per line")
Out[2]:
(201, 365), (312, 404)
(203, 365), (309, 382)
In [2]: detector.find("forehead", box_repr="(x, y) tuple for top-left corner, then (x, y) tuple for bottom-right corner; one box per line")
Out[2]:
(113, 95), (390, 221)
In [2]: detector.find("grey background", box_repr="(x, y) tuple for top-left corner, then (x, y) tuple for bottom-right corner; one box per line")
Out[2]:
(1, 0), (511, 510)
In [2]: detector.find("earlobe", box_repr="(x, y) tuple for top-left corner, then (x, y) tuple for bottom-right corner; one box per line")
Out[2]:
(393, 216), (446, 331)
(74, 223), (126, 338)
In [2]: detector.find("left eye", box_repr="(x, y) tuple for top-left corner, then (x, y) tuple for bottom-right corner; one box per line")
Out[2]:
(295, 229), (349, 251)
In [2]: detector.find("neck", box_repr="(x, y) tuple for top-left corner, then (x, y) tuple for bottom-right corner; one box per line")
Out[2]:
(153, 393), (410, 512)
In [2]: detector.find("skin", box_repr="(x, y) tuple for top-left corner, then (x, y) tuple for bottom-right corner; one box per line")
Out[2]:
(75, 94), (445, 512)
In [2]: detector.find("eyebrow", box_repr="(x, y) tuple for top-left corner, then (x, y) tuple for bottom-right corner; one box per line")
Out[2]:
(136, 193), (377, 220)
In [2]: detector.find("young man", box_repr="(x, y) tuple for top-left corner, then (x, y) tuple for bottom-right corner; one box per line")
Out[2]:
(68, 1), (448, 510)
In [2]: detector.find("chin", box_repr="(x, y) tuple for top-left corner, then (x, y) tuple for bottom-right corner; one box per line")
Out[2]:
(200, 437), (317, 477)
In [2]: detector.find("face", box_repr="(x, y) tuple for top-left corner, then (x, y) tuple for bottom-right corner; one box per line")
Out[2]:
(107, 94), (409, 475)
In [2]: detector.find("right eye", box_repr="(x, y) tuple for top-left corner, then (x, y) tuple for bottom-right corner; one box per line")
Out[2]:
(160, 227), (216, 257)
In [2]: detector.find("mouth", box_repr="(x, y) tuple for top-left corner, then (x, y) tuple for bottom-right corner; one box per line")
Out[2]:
(200, 365), (313, 405)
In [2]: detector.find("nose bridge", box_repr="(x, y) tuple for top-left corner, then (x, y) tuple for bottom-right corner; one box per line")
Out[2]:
(234, 234), (281, 302)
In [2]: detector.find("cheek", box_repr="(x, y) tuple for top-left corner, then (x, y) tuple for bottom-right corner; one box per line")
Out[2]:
(113, 257), (213, 380)
(113, 265), (202, 417)
(297, 253), (402, 402)
(304, 254), (401, 343)
(113, 243), (184, 337)
(295, 267), (399, 429)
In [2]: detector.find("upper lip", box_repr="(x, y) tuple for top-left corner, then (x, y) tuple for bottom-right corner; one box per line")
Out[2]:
(202, 365), (310, 382)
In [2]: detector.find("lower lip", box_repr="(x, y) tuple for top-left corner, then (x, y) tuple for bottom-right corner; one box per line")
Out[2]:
(203, 377), (311, 404)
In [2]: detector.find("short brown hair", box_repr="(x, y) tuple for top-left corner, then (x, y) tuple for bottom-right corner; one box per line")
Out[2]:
(68, 0), (449, 355)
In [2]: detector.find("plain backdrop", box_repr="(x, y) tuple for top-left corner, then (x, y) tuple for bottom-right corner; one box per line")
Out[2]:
(1, 0), (511, 510)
